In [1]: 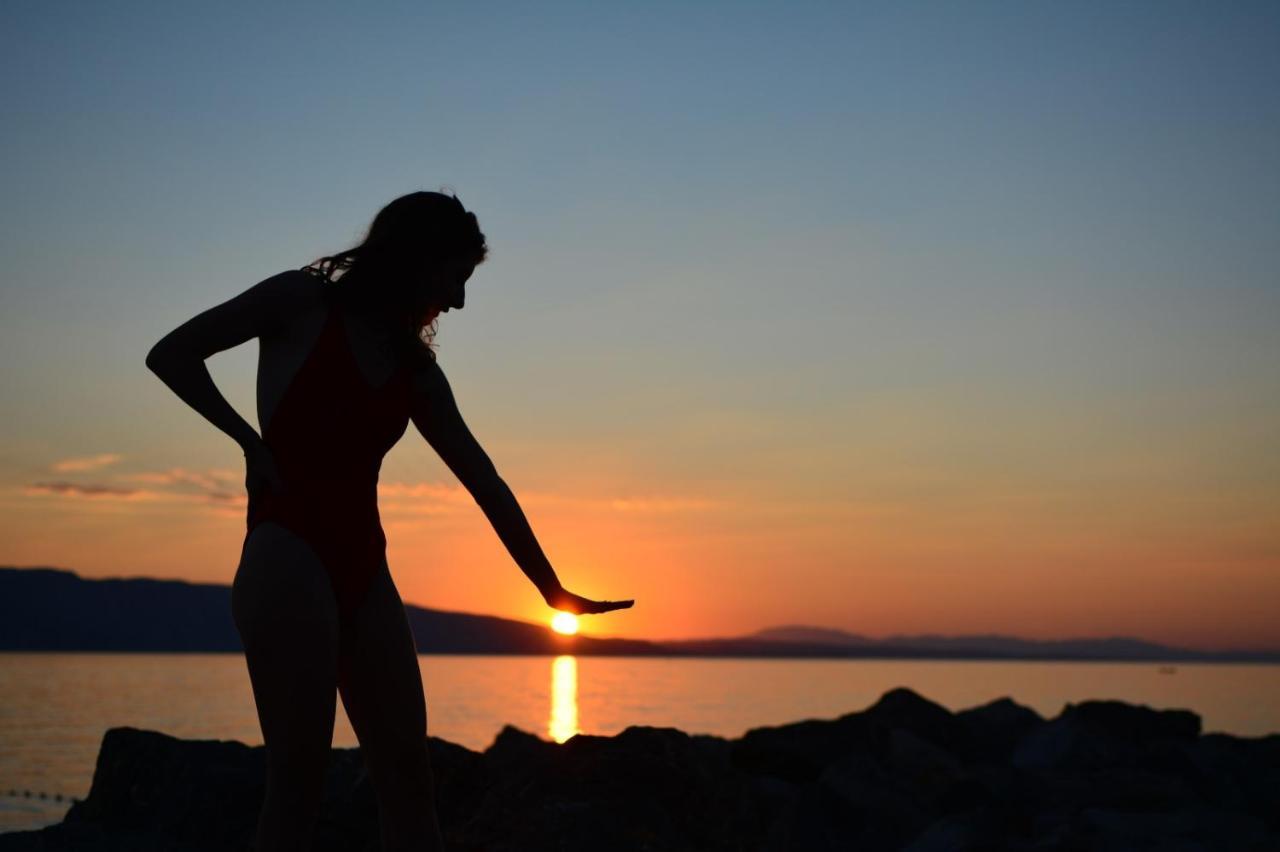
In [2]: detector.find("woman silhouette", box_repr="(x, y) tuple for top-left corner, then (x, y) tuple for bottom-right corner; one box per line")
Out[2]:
(145, 190), (633, 851)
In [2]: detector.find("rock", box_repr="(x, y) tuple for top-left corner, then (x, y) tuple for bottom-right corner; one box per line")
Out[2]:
(862, 687), (972, 758)
(1076, 805), (1271, 852)
(1072, 700), (1201, 740)
(426, 735), (488, 838)
(1, 690), (1276, 852)
(1184, 733), (1280, 831)
(899, 814), (978, 852)
(885, 727), (965, 804)
(732, 712), (879, 783)
(1012, 700), (1201, 771)
(957, 697), (1043, 763)
(457, 725), (763, 852)
(900, 812), (1007, 852)
(807, 747), (927, 851)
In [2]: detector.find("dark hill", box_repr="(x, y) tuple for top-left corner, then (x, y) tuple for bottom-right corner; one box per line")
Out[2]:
(3, 566), (1276, 661)
(0, 566), (653, 655)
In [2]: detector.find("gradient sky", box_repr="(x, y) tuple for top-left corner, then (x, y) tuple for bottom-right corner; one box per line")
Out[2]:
(2, 2), (1277, 650)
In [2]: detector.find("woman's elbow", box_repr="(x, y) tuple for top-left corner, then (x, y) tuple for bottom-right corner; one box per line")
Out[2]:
(145, 338), (187, 376)
(145, 341), (169, 374)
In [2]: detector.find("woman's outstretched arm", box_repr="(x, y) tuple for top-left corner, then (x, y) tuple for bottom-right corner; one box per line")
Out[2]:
(409, 358), (634, 615)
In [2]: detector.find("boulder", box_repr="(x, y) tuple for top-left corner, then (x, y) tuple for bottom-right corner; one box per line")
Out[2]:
(1, 690), (1275, 852)
(1013, 700), (1201, 771)
(862, 688), (972, 758)
(957, 697), (1043, 763)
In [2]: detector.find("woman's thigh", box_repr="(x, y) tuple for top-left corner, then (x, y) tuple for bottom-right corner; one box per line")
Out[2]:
(337, 559), (433, 802)
(232, 522), (341, 782)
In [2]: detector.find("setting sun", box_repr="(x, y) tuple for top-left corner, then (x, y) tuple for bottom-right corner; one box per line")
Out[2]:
(551, 612), (580, 636)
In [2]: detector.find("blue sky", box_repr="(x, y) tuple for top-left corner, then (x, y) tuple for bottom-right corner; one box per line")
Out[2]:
(2, 2), (1278, 645)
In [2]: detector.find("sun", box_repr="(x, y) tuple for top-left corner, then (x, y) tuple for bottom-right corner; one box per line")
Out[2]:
(551, 612), (580, 636)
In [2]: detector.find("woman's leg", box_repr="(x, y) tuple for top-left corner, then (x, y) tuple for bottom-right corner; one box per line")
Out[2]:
(337, 558), (444, 852)
(232, 522), (341, 852)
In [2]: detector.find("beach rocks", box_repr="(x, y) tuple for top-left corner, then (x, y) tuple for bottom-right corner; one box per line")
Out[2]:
(1012, 699), (1201, 771)
(2, 688), (1276, 851)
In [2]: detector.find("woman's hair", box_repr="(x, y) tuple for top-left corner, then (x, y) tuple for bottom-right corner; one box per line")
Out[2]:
(304, 189), (488, 362)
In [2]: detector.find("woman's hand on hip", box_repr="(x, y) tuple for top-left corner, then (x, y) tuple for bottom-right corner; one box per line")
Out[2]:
(243, 438), (286, 498)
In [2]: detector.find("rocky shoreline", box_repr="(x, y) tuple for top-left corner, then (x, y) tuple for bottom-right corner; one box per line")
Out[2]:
(1, 687), (1276, 851)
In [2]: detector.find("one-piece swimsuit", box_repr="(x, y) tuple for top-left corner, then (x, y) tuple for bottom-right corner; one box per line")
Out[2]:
(245, 277), (412, 627)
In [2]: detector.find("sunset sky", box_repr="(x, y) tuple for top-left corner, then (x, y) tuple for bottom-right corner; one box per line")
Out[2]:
(2, 3), (1277, 650)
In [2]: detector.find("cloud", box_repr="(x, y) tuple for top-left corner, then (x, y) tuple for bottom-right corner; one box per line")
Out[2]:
(376, 479), (724, 516)
(26, 481), (148, 500)
(24, 470), (247, 508)
(24, 472), (723, 520)
(120, 467), (240, 491)
(51, 453), (123, 472)
(377, 481), (473, 516)
(203, 503), (249, 520)
(518, 488), (725, 513)
(606, 496), (723, 512)
(378, 481), (474, 502)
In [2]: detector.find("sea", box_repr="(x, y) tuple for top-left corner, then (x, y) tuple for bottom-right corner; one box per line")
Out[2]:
(1, 653), (1277, 833)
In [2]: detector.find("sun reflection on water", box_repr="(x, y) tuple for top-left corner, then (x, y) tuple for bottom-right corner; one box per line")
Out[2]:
(549, 654), (580, 743)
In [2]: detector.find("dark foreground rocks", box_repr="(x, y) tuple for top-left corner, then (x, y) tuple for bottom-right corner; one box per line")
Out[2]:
(2, 688), (1277, 851)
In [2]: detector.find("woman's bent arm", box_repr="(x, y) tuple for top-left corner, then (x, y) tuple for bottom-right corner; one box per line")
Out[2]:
(146, 356), (263, 452)
(145, 270), (307, 452)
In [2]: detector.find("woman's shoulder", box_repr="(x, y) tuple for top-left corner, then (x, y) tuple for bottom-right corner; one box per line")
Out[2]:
(402, 345), (449, 400)
(288, 265), (331, 294)
(394, 327), (438, 379)
(279, 266), (331, 306)
(255, 266), (327, 299)
(249, 267), (330, 339)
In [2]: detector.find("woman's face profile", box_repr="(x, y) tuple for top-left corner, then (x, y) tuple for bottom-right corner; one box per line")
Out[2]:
(413, 256), (475, 318)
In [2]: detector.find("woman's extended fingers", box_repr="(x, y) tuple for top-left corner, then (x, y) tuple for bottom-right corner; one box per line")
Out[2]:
(579, 598), (635, 615)
(549, 589), (634, 615)
(570, 593), (634, 614)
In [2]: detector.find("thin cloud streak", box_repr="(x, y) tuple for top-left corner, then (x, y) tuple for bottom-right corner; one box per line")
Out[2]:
(607, 496), (722, 513)
(51, 453), (123, 472)
(376, 480), (727, 516)
(26, 481), (141, 499)
(24, 478), (243, 506)
(119, 467), (241, 491)
(24, 476), (724, 516)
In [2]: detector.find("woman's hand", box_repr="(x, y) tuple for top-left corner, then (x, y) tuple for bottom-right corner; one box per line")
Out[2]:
(543, 584), (634, 615)
(243, 438), (286, 498)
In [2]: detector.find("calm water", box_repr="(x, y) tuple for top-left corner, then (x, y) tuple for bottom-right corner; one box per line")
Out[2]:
(1, 653), (1277, 832)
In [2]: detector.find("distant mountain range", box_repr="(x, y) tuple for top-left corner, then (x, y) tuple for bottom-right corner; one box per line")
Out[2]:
(2, 566), (1276, 662)
(738, 625), (1219, 661)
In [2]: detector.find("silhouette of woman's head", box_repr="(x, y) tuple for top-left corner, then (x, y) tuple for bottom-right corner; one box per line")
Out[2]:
(308, 189), (488, 361)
